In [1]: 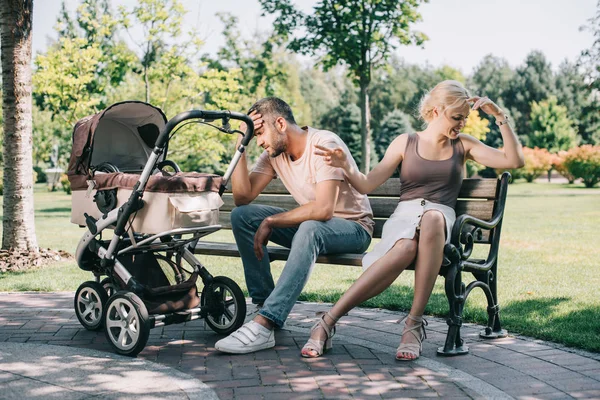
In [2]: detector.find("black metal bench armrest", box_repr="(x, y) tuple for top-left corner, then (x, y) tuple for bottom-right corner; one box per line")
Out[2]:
(449, 172), (511, 273)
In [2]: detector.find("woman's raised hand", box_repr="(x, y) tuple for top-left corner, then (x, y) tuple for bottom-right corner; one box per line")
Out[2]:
(468, 96), (503, 118)
(314, 144), (348, 169)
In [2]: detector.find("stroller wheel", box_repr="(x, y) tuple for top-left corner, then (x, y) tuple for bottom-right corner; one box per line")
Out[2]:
(201, 276), (246, 335)
(104, 292), (150, 357)
(74, 281), (109, 331)
(100, 277), (119, 297)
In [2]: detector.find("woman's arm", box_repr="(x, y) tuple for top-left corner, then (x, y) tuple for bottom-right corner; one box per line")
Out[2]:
(462, 96), (525, 169)
(314, 134), (407, 194)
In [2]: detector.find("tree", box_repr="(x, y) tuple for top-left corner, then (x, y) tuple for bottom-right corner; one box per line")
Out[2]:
(33, 0), (137, 170)
(555, 60), (599, 145)
(375, 109), (413, 162)
(1, 0), (38, 252)
(118, 0), (195, 107)
(320, 102), (363, 166)
(504, 51), (556, 140)
(261, 0), (428, 172)
(528, 96), (578, 153)
(469, 54), (514, 148)
(579, 1), (600, 92)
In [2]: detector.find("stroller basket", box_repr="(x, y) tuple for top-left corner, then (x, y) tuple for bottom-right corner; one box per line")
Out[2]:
(71, 171), (224, 234)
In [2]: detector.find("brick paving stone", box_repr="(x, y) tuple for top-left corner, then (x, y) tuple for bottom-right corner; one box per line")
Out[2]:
(571, 389), (600, 398)
(3, 293), (600, 400)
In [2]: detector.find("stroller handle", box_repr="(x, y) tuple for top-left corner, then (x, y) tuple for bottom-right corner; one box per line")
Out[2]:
(155, 110), (255, 150)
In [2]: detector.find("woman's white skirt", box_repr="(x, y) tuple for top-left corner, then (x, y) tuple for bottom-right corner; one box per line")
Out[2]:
(362, 198), (456, 270)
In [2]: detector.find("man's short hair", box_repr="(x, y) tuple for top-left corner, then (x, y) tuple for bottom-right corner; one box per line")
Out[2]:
(248, 97), (297, 125)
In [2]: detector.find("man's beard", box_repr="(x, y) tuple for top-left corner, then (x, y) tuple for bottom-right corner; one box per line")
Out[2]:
(268, 131), (287, 158)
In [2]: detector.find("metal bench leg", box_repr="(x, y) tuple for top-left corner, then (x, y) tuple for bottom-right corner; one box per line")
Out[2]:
(478, 263), (508, 339)
(437, 263), (469, 356)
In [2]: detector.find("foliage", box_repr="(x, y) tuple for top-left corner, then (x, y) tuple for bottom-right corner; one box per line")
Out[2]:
(552, 151), (576, 184)
(578, 1), (600, 92)
(375, 109), (413, 162)
(555, 60), (599, 145)
(461, 110), (490, 177)
(320, 103), (363, 166)
(59, 174), (71, 194)
(528, 96), (578, 152)
(32, 166), (47, 184)
(504, 51), (556, 140)
(462, 109), (489, 142)
(261, 0), (428, 172)
(300, 67), (348, 127)
(210, 12), (289, 100)
(33, 1), (137, 169)
(0, 171), (3, 195)
(468, 55), (514, 148)
(118, 0), (199, 108)
(55, 0), (137, 102)
(497, 147), (552, 183)
(562, 145), (600, 188)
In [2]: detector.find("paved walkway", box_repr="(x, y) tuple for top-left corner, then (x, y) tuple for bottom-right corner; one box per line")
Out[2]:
(1, 292), (599, 399)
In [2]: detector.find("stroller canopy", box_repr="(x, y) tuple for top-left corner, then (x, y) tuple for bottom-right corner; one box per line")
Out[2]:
(68, 101), (168, 180)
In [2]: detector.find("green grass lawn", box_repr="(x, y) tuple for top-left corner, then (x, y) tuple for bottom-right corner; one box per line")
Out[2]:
(1, 181), (599, 352)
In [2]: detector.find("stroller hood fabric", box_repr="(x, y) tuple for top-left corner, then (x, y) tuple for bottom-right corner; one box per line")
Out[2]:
(68, 101), (168, 188)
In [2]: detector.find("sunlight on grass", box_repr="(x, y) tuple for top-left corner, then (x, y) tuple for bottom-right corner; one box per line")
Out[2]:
(1, 182), (599, 351)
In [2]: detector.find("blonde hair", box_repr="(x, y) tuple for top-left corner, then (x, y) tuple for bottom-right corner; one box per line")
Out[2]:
(419, 80), (471, 123)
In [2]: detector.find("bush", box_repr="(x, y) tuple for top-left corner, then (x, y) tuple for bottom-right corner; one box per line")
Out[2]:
(33, 166), (47, 183)
(563, 145), (600, 188)
(466, 160), (486, 178)
(552, 151), (576, 184)
(60, 173), (71, 194)
(497, 147), (551, 183)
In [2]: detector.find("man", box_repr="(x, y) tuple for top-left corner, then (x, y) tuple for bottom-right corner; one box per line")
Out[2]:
(214, 97), (374, 354)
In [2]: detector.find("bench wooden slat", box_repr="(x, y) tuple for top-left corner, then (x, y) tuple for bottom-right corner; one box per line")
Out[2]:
(216, 212), (491, 243)
(220, 194), (495, 220)
(195, 241), (363, 266)
(252, 178), (498, 199)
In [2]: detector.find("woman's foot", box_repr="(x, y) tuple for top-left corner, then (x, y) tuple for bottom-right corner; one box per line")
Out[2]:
(396, 314), (427, 361)
(301, 311), (338, 358)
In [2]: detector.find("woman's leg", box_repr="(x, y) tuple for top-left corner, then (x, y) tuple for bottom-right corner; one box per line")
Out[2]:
(302, 238), (417, 356)
(397, 210), (446, 360)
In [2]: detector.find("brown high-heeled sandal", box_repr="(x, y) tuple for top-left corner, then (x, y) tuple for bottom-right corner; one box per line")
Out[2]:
(301, 311), (338, 358)
(396, 314), (428, 361)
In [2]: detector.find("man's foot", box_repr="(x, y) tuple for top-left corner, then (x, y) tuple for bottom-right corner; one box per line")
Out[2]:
(214, 320), (275, 354)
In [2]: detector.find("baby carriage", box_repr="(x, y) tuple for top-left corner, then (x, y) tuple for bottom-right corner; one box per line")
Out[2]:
(68, 101), (254, 356)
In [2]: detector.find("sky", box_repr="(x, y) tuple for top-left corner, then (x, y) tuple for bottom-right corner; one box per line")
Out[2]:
(32, 0), (597, 75)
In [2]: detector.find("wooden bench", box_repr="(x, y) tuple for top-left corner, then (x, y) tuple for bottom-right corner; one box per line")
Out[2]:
(194, 172), (511, 356)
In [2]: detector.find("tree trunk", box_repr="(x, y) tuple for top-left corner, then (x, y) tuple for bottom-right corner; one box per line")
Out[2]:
(1, 0), (38, 252)
(359, 80), (371, 173)
(144, 66), (150, 103)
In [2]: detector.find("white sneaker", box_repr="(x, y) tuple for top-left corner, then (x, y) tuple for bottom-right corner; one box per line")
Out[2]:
(214, 320), (275, 354)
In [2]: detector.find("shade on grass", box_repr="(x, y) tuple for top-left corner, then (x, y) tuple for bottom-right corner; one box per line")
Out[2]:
(1, 182), (599, 352)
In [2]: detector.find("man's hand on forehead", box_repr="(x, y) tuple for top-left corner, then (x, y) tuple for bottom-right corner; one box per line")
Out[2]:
(239, 110), (264, 134)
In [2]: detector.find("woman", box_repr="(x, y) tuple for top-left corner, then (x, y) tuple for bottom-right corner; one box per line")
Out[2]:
(302, 80), (524, 361)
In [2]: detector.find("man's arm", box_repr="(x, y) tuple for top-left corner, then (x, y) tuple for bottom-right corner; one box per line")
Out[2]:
(252, 179), (340, 260)
(265, 179), (340, 228)
(230, 112), (273, 205)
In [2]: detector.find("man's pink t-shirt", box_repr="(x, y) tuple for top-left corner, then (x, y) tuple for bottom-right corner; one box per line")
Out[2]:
(252, 126), (374, 236)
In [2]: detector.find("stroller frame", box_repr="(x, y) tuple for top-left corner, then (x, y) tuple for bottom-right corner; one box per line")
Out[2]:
(73, 108), (255, 356)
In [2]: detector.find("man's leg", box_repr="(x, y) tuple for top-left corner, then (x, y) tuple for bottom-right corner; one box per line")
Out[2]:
(230, 204), (297, 304)
(258, 218), (371, 328)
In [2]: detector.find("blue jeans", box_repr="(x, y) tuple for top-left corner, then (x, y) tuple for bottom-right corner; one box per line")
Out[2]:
(231, 204), (371, 328)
